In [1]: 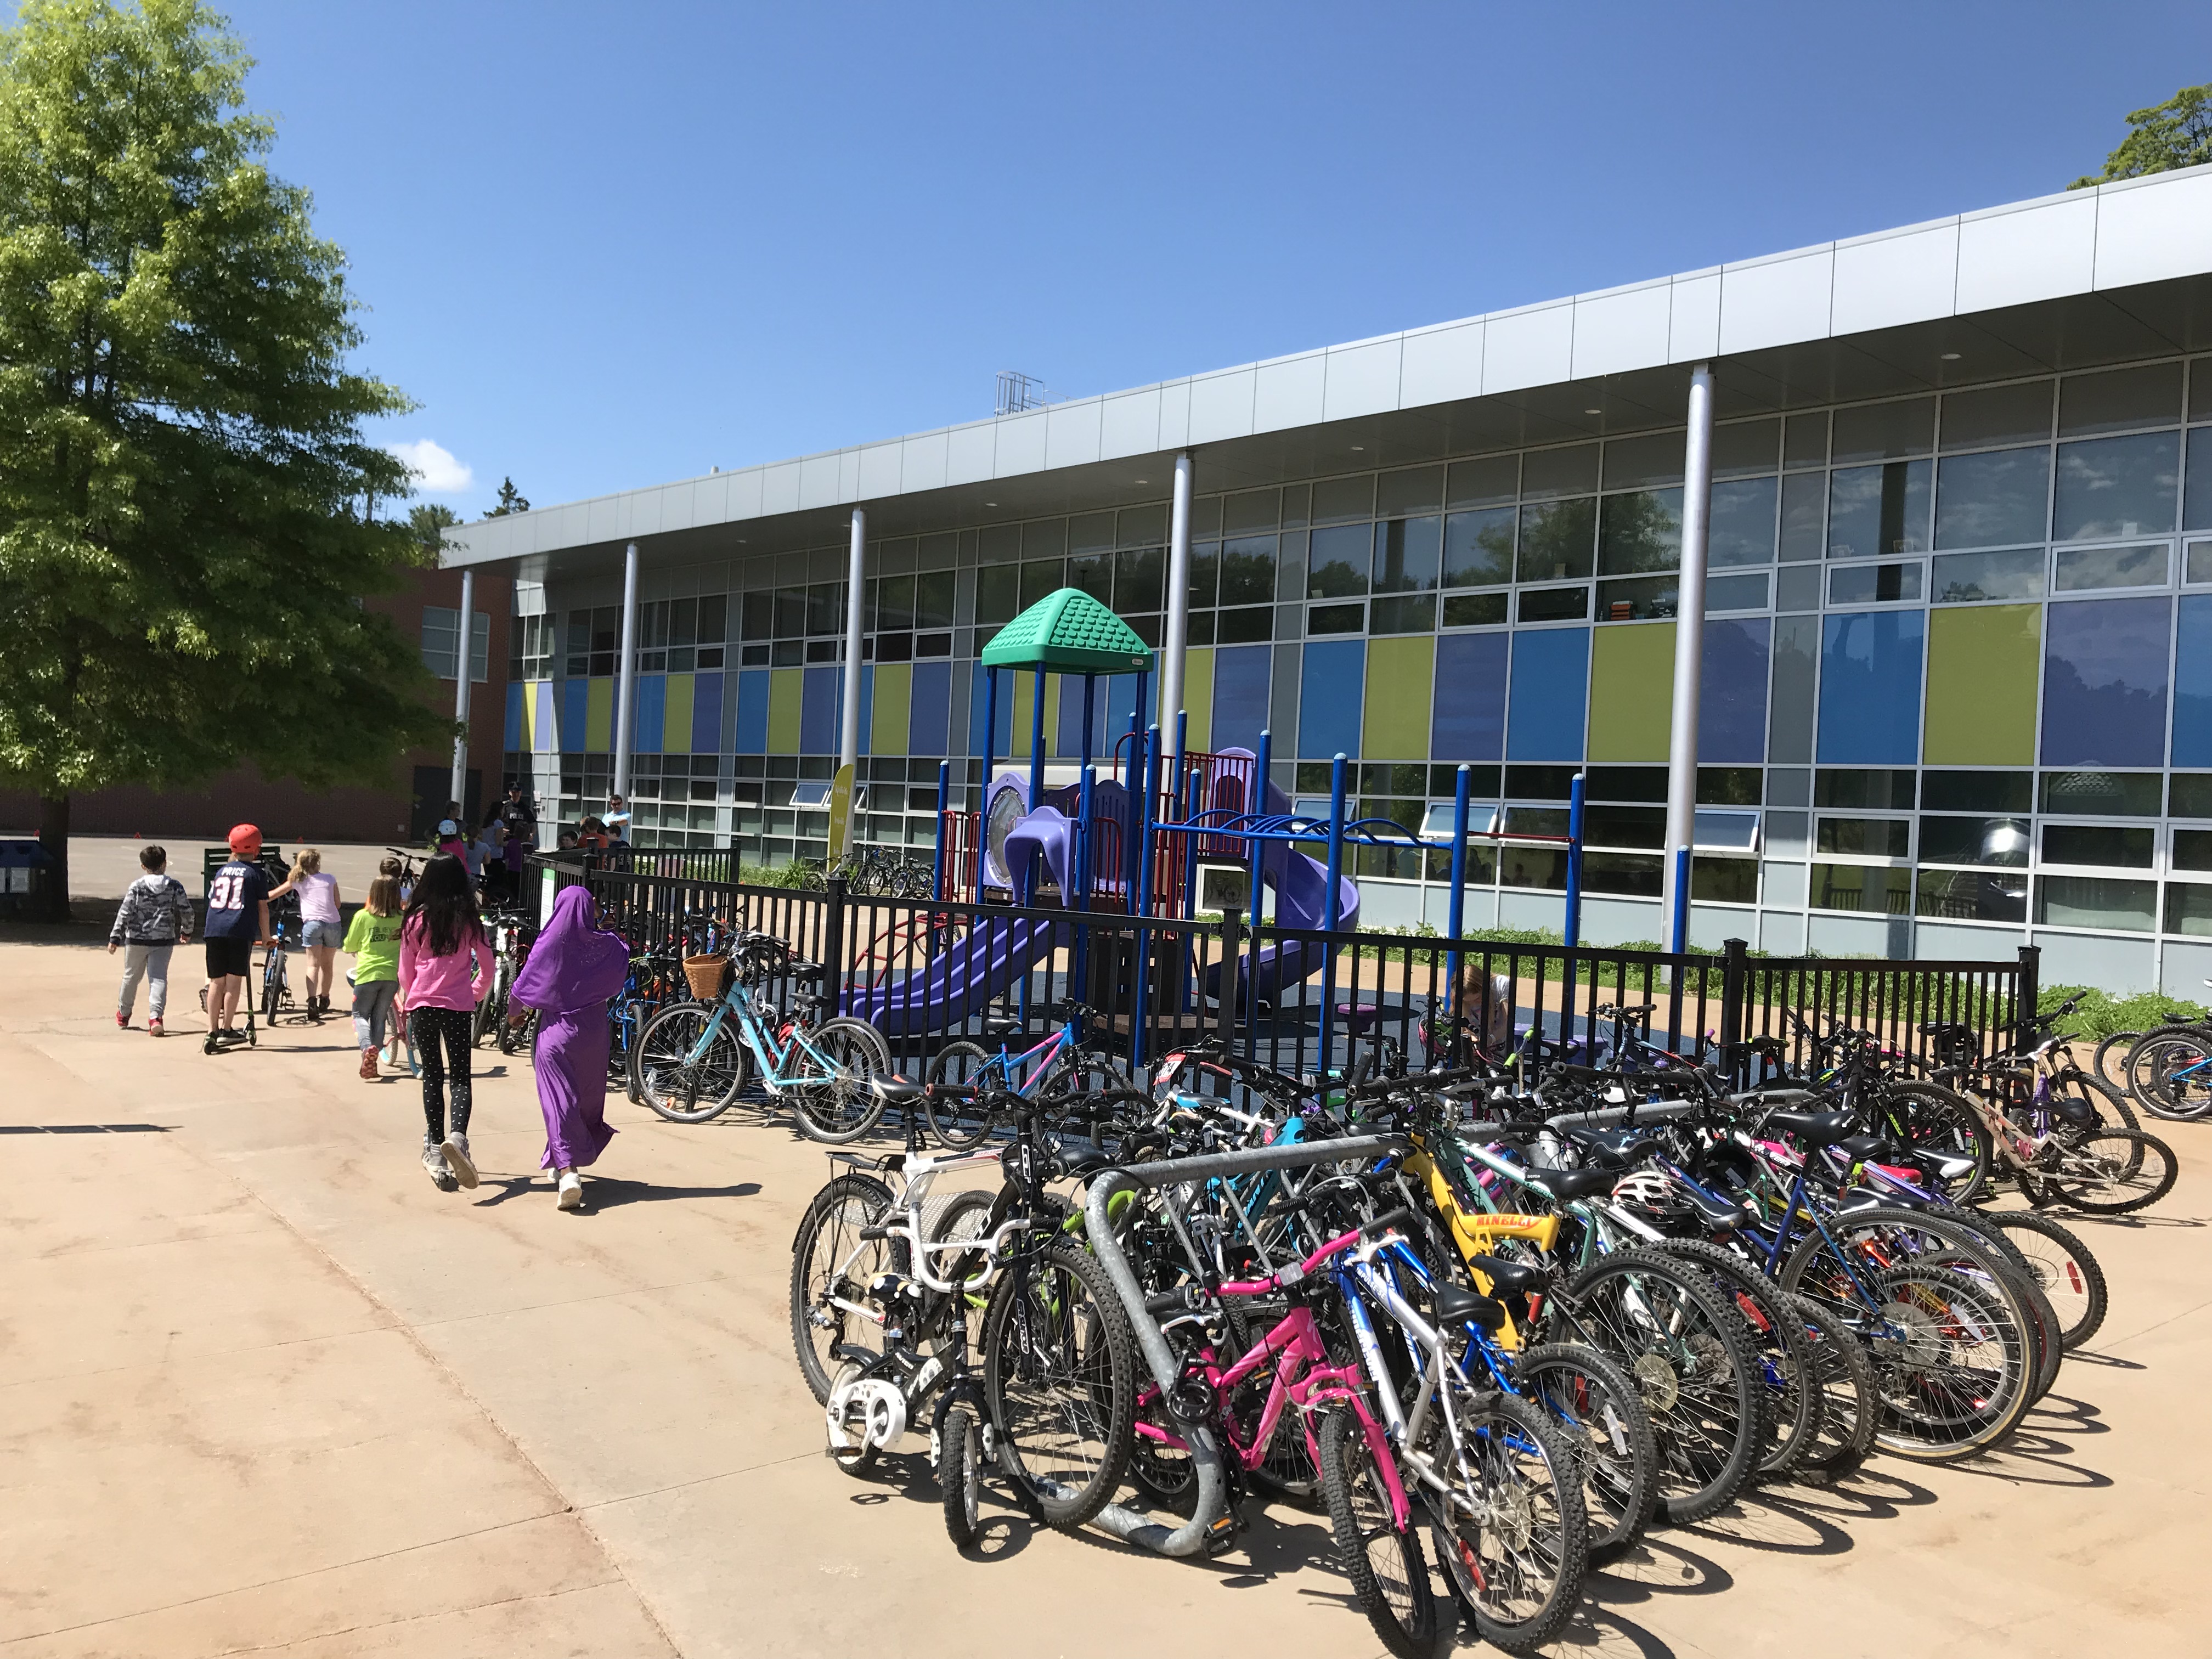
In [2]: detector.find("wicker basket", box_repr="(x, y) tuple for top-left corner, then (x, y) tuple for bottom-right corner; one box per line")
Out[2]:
(682, 954), (733, 1000)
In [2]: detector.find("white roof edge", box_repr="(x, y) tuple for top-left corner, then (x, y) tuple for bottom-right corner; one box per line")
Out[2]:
(444, 163), (2212, 565)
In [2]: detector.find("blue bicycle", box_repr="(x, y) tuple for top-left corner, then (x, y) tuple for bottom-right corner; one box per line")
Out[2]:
(922, 998), (1130, 1149)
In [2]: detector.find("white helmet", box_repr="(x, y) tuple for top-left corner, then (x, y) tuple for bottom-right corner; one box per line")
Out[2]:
(1610, 1168), (1688, 1220)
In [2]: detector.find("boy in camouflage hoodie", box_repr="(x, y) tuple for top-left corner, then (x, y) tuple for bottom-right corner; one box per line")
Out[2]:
(109, 845), (193, 1035)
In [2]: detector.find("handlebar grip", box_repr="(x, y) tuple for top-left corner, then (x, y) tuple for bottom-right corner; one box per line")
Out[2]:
(1360, 1206), (1420, 1239)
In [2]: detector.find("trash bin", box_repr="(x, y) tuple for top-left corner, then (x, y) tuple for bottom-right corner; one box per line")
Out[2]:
(0, 839), (58, 919)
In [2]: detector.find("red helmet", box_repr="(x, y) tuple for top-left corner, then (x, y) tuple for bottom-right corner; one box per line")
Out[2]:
(227, 823), (263, 858)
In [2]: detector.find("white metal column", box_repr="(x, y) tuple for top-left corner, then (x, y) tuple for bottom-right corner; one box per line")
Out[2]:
(448, 565), (475, 812)
(612, 541), (640, 798)
(1159, 452), (1195, 729)
(1662, 363), (1715, 951)
(839, 507), (866, 769)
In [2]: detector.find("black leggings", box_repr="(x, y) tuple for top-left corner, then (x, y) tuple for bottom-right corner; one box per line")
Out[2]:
(411, 1006), (475, 1141)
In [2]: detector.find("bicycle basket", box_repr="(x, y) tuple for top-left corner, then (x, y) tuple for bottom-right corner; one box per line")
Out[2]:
(682, 954), (733, 999)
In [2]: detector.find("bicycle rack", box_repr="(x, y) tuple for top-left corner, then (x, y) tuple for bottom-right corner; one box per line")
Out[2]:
(1080, 1132), (1409, 1559)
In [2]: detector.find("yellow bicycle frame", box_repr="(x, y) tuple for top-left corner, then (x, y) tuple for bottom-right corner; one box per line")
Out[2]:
(1403, 1138), (1559, 1349)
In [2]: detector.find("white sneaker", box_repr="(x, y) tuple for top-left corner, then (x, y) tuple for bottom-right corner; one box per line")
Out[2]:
(556, 1169), (584, 1211)
(421, 1142), (455, 1190)
(441, 1132), (478, 1189)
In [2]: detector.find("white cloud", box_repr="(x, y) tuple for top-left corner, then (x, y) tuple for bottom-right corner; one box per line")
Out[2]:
(387, 438), (474, 496)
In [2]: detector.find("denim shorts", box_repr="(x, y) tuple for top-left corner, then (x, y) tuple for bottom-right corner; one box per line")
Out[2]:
(302, 919), (344, 949)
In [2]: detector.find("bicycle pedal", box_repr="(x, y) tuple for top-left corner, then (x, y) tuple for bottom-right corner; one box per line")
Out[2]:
(1202, 1513), (1241, 1554)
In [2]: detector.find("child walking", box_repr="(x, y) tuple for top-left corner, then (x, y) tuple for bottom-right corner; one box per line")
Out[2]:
(269, 849), (343, 1020)
(343, 875), (405, 1081)
(377, 855), (417, 1074)
(397, 854), (494, 1191)
(109, 845), (192, 1035)
(509, 885), (629, 1212)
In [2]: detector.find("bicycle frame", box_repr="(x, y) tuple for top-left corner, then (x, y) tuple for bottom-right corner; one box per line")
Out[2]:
(822, 1144), (1034, 1301)
(685, 978), (844, 1096)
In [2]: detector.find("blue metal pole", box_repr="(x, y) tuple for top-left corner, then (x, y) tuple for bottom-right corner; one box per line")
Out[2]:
(1132, 724), (1163, 1065)
(1078, 674), (1096, 907)
(1241, 729), (1271, 1050)
(1182, 765), (1202, 922)
(1321, 752), (1347, 1074)
(1028, 664), (1047, 811)
(978, 667), (997, 899)
(1171, 707), (1188, 801)
(1669, 844), (1692, 955)
(1447, 762), (1471, 996)
(933, 758), (950, 903)
(1565, 771), (1587, 950)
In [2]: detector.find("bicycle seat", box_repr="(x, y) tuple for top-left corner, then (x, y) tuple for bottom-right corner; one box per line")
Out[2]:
(1834, 1132), (1889, 1163)
(870, 1075), (923, 1107)
(1917, 1021), (1971, 1039)
(980, 1015), (1022, 1038)
(1466, 1255), (1542, 1296)
(1565, 1124), (1666, 1164)
(1335, 1003), (1381, 1035)
(1433, 1282), (1507, 1331)
(1057, 1141), (1112, 1178)
(1762, 1108), (1857, 1146)
(1532, 1165), (1614, 1202)
(787, 964), (825, 985)
(1682, 1186), (1751, 1231)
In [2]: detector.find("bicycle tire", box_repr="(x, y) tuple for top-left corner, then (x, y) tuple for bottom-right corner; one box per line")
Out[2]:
(939, 1402), (985, 1549)
(261, 956), (283, 1026)
(790, 1018), (891, 1144)
(1652, 1238), (1820, 1480)
(1975, 1209), (2108, 1350)
(1317, 1407), (1446, 1659)
(980, 1239), (1136, 1530)
(2028, 1125), (2176, 1216)
(1427, 1385), (1588, 1655)
(1783, 1291), (1878, 1475)
(499, 1006), (539, 1057)
(789, 1173), (896, 1404)
(1514, 1341), (1658, 1561)
(1554, 1246), (1765, 1525)
(924, 1041), (998, 1150)
(2091, 1029), (2140, 1095)
(2050, 1068), (2139, 1132)
(2123, 1023), (2212, 1121)
(1876, 1081), (1993, 1202)
(633, 1002), (749, 1123)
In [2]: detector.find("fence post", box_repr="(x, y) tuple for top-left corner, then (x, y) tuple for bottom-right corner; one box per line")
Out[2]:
(2015, 944), (2041, 1047)
(1720, 935), (1748, 1084)
(1218, 905), (1243, 1047)
(824, 875), (848, 1017)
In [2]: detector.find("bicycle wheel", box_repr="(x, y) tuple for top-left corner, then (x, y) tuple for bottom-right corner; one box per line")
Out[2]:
(924, 1041), (997, 1150)
(2050, 1068), (2139, 1132)
(1784, 1291), (1878, 1475)
(1556, 1247), (1764, 1524)
(1878, 1081), (1993, 1202)
(980, 1239), (1136, 1529)
(1425, 1385), (1587, 1655)
(633, 1002), (748, 1123)
(788, 1173), (895, 1404)
(1317, 1408), (1445, 1659)
(261, 955), (284, 1026)
(499, 1006), (539, 1056)
(939, 1402), (985, 1549)
(2092, 1029), (2140, 1094)
(2028, 1125), (2176, 1215)
(1514, 1342), (1658, 1561)
(789, 1018), (890, 1144)
(1654, 1238), (1819, 1480)
(2124, 1024), (2212, 1120)
(1976, 1209), (2108, 1350)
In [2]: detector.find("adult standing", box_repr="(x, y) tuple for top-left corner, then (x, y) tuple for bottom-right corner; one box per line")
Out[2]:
(490, 782), (537, 902)
(202, 825), (272, 1052)
(507, 885), (628, 1212)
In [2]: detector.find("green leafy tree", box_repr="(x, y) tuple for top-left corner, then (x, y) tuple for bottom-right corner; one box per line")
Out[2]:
(408, 501), (461, 554)
(485, 476), (529, 517)
(0, 0), (451, 915)
(2072, 82), (2212, 188)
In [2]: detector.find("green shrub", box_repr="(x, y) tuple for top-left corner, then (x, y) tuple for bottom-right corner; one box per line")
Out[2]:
(2038, 983), (2208, 1041)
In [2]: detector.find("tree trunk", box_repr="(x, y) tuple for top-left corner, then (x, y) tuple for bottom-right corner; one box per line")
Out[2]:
(37, 793), (70, 923)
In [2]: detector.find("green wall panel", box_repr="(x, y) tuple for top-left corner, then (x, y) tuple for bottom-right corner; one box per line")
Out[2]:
(1925, 603), (2040, 765)
(584, 678), (614, 752)
(1588, 622), (1674, 761)
(1184, 647), (1214, 752)
(766, 667), (803, 753)
(872, 663), (911, 756)
(1362, 635), (1433, 760)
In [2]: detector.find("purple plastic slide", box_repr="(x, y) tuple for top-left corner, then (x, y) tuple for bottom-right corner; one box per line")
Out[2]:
(1204, 751), (1358, 1009)
(851, 909), (1066, 1039)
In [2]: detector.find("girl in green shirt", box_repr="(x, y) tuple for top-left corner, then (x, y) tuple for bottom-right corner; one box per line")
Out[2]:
(345, 876), (407, 1081)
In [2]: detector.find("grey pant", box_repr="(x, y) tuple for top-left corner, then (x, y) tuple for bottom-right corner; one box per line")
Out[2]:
(117, 942), (175, 1019)
(352, 978), (399, 1050)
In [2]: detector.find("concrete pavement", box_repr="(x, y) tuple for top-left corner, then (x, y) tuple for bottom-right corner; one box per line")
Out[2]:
(2, 934), (2208, 1657)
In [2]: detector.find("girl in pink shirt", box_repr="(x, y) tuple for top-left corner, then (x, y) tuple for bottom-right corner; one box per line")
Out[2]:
(399, 854), (495, 1192)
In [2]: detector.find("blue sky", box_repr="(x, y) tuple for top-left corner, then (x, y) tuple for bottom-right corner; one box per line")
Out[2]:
(201, 0), (2212, 516)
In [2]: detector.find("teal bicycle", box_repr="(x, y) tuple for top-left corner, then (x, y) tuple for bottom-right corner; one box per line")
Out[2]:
(633, 932), (891, 1141)
(922, 998), (1130, 1149)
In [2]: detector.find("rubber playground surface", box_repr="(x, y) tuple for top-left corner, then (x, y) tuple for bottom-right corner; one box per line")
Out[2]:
(3, 934), (2208, 1658)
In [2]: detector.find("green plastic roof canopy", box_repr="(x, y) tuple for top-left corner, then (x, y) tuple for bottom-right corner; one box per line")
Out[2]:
(978, 586), (1155, 673)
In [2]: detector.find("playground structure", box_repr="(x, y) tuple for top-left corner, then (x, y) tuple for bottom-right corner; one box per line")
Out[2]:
(848, 587), (1584, 1053)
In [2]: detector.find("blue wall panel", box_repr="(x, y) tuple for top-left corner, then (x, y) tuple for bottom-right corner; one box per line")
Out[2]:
(732, 670), (770, 755)
(968, 665), (1017, 757)
(1818, 611), (1923, 764)
(562, 679), (588, 754)
(2175, 596), (2212, 768)
(504, 682), (523, 751)
(1505, 628), (1589, 761)
(800, 666), (840, 755)
(1701, 618), (1771, 764)
(1299, 639), (1365, 759)
(1055, 674), (1111, 762)
(634, 674), (665, 753)
(2042, 597), (2171, 768)
(1430, 634), (1509, 761)
(691, 672), (723, 753)
(909, 662), (952, 757)
(1212, 646), (1272, 755)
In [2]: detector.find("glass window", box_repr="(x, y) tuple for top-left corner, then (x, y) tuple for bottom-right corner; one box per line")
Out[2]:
(1017, 559), (1063, 611)
(1829, 561), (1923, 604)
(875, 574), (915, 631)
(1695, 856), (1758, 905)
(774, 586), (809, 637)
(1023, 518), (1067, 558)
(1311, 475), (1374, 525)
(2191, 540), (2212, 584)
(1708, 476), (1778, 567)
(2059, 362), (2182, 437)
(1115, 545), (1165, 611)
(2053, 543), (2169, 592)
(1447, 454), (1517, 509)
(2174, 828), (2212, 870)
(1598, 575), (1676, 621)
(2053, 432), (2179, 540)
(1517, 497), (1596, 582)
(1784, 410), (1828, 470)
(1713, 419), (1780, 478)
(1700, 766), (1764, 806)
(2041, 598), (2172, 768)
(1372, 517), (1442, 592)
(1370, 595), (1435, 634)
(1518, 586), (1589, 623)
(1812, 862), (1912, 914)
(1828, 460), (1931, 558)
(2041, 770), (2163, 815)
(1776, 563), (1821, 611)
(974, 566), (1018, 626)
(1376, 465), (1444, 519)
(2183, 428), (2212, 531)
(1066, 552), (1111, 605)
(1216, 606), (1272, 643)
(1916, 868), (2028, 923)
(1307, 524), (1369, 597)
(1923, 771), (2033, 812)
(1940, 380), (2054, 451)
(738, 593), (772, 643)
(1779, 472), (1826, 562)
(1933, 549), (2045, 602)
(1816, 768), (1916, 809)
(1934, 447), (2050, 549)
(1587, 766), (1667, 801)
(1582, 850), (1664, 897)
(1442, 507), (1515, 588)
(1708, 572), (1769, 611)
(1117, 504), (1167, 547)
(1222, 489), (1278, 535)
(1186, 542), (1218, 608)
(1522, 444), (1599, 500)
(1921, 814), (2031, 866)
(2172, 775), (2212, 819)
(1695, 809), (1762, 849)
(2036, 873), (2156, 932)
(2043, 823), (2154, 867)
(914, 571), (956, 629)
(2165, 884), (2212, 936)
(1307, 602), (1363, 635)
(1068, 510), (1115, 554)
(1816, 816), (1910, 857)
(1831, 398), (1935, 463)
(1583, 803), (1662, 847)
(1769, 615), (1818, 763)
(1218, 536), (1276, 606)
(1601, 432), (1683, 491)
(1441, 591), (1509, 627)
(1598, 489), (1683, 575)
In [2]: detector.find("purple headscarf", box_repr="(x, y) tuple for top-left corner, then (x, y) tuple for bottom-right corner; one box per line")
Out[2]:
(512, 887), (630, 1015)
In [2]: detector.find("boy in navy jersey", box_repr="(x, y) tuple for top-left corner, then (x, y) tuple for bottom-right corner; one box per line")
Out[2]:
(204, 823), (273, 1051)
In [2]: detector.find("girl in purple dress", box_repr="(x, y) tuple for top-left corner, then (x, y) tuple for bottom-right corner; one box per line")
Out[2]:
(509, 887), (630, 1211)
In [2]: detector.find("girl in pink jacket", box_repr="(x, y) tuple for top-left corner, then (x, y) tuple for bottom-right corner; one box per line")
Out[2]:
(399, 854), (495, 1192)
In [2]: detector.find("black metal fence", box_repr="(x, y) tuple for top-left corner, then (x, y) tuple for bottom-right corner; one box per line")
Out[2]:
(530, 852), (2033, 1087)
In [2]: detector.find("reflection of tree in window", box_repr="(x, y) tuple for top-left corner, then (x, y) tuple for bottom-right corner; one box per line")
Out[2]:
(1598, 489), (1683, 575)
(1443, 508), (1515, 588)
(1372, 517), (1441, 592)
(1827, 460), (1931, 558)
(1516, 497), (1596, 583)
(1307, 524), (1369, 598)
(1220, 536), (1276, 605)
